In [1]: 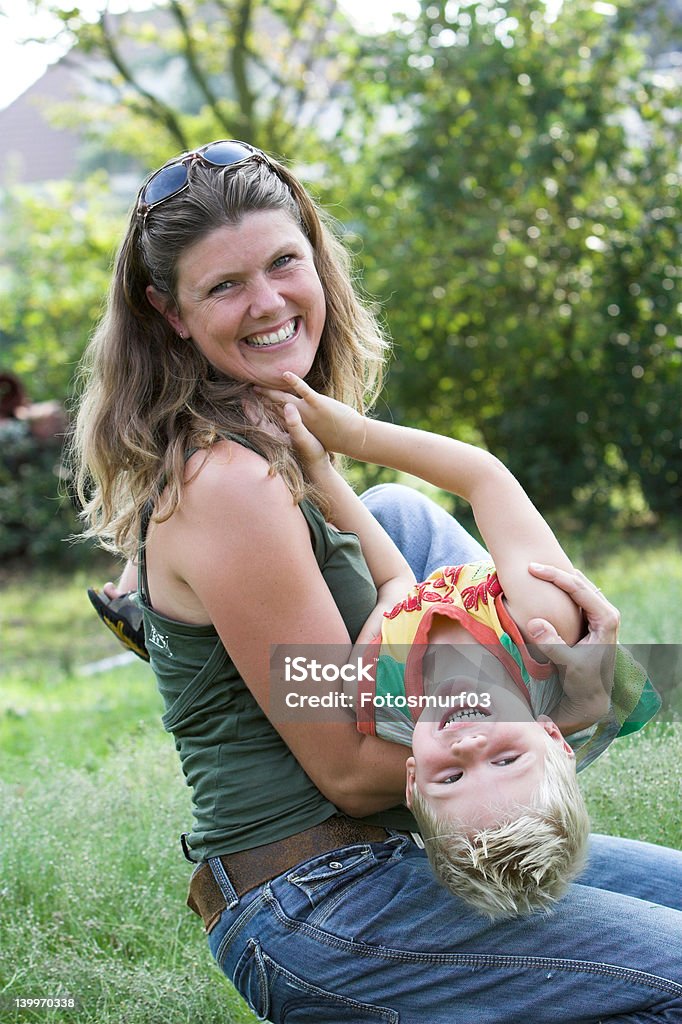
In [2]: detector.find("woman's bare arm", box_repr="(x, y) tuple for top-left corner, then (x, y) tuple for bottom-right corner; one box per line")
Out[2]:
(146, 439), (411, 818)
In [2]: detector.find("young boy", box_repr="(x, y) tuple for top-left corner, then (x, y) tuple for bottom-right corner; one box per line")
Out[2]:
(354, 558), (656, 918)
(260, 371), (658, 919)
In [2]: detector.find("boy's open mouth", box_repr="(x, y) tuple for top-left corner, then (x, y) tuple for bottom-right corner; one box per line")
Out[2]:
(439, 705), (491, 731)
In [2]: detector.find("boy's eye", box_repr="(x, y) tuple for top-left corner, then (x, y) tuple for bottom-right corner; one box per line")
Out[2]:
(493, 755), (520, 767)
(439, 773), (463, 785)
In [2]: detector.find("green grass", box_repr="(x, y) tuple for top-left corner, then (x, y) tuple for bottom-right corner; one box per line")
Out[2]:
(562, 531), (682, 644)
(561, 534), (682, 849)
(0, 538), (680, 1022)
(0, 568), (257, 1024)
(578, 721), (682, 846)
(0, 736), (257, 1024)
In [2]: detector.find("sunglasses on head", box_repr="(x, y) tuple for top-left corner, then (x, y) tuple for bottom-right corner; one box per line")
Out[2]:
(136, 139), (269, 220)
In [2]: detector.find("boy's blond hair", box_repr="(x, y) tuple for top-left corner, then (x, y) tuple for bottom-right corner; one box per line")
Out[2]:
(410, 735), (590, 919)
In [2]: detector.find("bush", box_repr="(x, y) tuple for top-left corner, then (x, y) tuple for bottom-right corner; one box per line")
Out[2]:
(0, 421), (90, 566)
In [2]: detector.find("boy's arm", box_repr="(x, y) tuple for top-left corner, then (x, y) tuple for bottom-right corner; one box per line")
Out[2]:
(263, 374), (581, 648)
(279, 402), (416, 645)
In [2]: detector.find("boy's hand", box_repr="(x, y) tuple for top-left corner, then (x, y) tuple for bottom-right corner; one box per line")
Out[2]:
(280, 401), (331, 478)
(526, 563), (619, 731)
(256, 372), (365, 457)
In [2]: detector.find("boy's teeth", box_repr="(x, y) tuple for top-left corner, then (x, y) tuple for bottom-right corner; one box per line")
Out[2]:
(443, 709), (488, 728)
(246, 318), (297, 346)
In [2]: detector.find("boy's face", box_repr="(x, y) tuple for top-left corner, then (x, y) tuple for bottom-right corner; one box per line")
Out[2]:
(406, 700), (573, 831)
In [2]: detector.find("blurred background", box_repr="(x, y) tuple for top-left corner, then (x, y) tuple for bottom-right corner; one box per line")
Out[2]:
(0, 3), (680, 1020)
(0, 0), (680, 568)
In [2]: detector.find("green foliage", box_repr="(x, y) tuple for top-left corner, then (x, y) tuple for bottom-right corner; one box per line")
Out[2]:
(336, 0), (682, 522)
(0, 422), (89, 566)
(2, 0), (680, 572)
(30, 0), (362, 166)
(0, 175), (121, 403)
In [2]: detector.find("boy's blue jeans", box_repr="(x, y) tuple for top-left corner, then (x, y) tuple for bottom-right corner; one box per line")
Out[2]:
(206, 483), (682, 1022)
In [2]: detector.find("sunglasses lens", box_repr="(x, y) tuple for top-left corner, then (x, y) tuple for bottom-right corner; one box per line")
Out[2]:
(142, 163), (190, 207)
(201, 140), (256, 166)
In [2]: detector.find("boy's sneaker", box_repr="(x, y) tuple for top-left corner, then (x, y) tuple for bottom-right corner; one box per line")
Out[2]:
(87, 588), (150, 662)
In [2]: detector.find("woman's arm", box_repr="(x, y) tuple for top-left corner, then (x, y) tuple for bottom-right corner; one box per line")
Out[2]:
(260, 374), (582, 647)
(526, 562), (617, 731)
(147, 439), (410, 818)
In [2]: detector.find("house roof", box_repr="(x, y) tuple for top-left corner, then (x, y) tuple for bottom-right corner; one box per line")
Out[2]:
(0, 6), (172, 191)
(0, 58), (85, 188)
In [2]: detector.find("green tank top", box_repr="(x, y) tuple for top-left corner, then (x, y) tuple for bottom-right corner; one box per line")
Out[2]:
(138, 437), (417, 861)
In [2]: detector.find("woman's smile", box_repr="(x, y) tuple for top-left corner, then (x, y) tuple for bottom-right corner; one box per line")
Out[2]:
(243, 316), (300, 348)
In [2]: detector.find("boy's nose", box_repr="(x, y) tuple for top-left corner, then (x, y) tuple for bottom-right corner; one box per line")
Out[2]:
(448, 730), (488, 753)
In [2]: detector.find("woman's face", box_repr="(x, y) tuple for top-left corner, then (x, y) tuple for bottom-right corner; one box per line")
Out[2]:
(148, 209), (326, 387)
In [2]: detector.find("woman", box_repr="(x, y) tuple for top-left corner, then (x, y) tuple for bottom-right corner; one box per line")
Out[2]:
(75, 140), (682, 1023)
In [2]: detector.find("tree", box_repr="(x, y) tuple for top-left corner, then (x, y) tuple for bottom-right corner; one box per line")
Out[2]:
(30, 0), (361, 165)
(4, 0), (680, 530)
(1, 0), (364, 403)
(339, 0), (682, 521)
(0, 176), (120, 403)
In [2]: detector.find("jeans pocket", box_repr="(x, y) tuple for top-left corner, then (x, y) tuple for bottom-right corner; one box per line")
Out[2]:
(286, 843), (377, 917)
(251, 947), (399, 1024)
(233, 938), (271, 1021)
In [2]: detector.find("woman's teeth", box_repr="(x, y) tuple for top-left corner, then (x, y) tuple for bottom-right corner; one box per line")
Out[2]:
(245, 318), (297, 347)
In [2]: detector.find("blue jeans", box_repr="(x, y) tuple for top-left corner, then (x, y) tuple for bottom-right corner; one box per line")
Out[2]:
(207, 832), (682, 1023)
(360, 482), (488, 578)
(206, 484), (682, 1022)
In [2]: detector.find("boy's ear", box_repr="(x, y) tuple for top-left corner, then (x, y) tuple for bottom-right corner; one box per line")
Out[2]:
(405, 756), (416, 808)
(146, 285), (186, 337)
(537, 715), (575, 758)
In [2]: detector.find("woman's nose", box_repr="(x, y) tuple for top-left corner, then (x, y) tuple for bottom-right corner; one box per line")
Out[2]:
(248, 275), (286, 319)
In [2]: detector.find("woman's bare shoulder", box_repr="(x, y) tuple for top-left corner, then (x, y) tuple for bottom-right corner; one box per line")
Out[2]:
(147, 438), (306, 622)
(182, 437), (292, 516)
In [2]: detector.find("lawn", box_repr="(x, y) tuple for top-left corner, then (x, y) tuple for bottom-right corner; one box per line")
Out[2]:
(1, 565), (256, 1024)
(0, 536), (680, 1022)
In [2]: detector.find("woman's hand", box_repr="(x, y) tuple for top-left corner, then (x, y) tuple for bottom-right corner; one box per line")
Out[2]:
(256, 372), (366, 458)
(526, 563), (620, 733)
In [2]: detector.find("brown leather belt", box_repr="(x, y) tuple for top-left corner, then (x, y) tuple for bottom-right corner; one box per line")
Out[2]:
(187, 816), (399, 933)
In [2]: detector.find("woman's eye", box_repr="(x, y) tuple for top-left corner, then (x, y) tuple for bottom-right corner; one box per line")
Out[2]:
(210, 280), (235, 294)
(273, 254), (294, 269)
